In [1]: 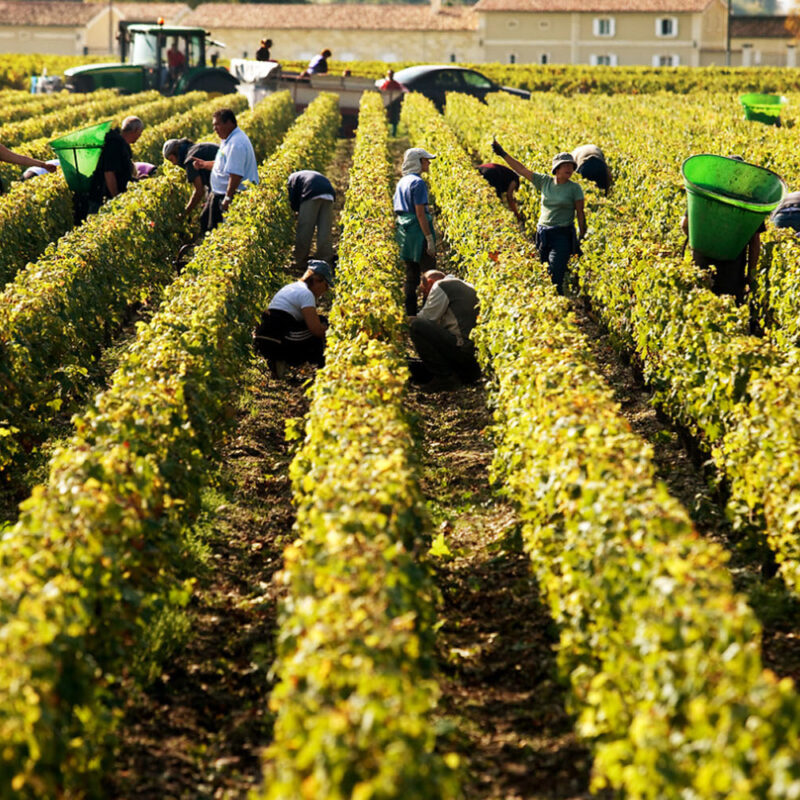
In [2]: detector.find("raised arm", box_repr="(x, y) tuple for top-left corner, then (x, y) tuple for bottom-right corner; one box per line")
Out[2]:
(492, 139), (535, 183)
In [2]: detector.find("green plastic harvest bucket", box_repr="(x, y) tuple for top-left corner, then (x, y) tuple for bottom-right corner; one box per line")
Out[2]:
(740, 93), (787, 125)
(49, 120), (112, 194)
(682, 154), (785, 261)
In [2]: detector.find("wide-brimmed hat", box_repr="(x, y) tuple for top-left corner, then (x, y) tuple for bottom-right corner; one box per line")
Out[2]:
(551, 152), (577, 173)
(308, 259), (335, 287)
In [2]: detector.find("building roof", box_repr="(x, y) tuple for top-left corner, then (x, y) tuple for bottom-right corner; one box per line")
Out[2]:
(183, 2), (478, 31)
(473, 0), (714, 11)
(731, 15), (794, 39)
(0, 1), (104, 26)
(113, 2), (190, 23)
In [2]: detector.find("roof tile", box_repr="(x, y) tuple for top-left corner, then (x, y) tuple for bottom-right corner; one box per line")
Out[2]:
(183, 2), (477, 31)
(473, 0), (714, 12)
(0, 1), (104, 26)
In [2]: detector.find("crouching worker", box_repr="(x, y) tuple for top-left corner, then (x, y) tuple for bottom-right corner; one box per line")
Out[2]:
(409, 270), (481, 393)
(253, 260), (333, 378)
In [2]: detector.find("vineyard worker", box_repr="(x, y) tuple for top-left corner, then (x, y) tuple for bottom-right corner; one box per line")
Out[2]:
(300, 48), (331, 78)
(253, 259), (334, 378)
(21, 158), (60, 181)
(409, 270), (481, 392)
(394, 147), (437, 316)
(255, 38), (273, 61)
(771, 190), (800, 233)
(1, 145), (58, 180)
(572, 143), (613, 194)
(681, 156), (763, 306)
(162, 137), (219, 215)
(477, 162), (521, 220)
(189, 108), (258, 234)
(84, 115), (144, 218)
(492, 139), (586, 295)
(287, 169), (336, 267)
(680, 213), (764, 306)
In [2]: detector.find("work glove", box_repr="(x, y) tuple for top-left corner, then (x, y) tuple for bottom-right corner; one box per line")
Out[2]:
(425, 234), (436, 257)
(491, 138), (507, 158)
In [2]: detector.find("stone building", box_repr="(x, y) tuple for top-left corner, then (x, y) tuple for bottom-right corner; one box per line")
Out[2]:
(731, 15), (797, 67)
(472, 0), (730, 67)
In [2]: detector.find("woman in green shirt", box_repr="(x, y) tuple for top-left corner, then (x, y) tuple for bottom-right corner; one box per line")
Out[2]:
(492, 140), (586, 294)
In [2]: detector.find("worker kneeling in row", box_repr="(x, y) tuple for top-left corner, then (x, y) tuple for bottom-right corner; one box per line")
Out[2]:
(253, 260), (333, 378)
(409, 270), (481, 393)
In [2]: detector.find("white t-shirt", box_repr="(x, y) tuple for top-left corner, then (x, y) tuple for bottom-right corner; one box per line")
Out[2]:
(210, 126), (259, 196)
(268, 281), (316, 321)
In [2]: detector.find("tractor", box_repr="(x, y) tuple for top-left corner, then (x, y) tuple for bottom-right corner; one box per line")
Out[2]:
(64, 23), (238, 95)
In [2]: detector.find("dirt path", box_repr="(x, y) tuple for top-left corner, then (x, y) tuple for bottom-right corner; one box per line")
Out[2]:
(109, 367), (306, 800)
(411, 385), (598, 799)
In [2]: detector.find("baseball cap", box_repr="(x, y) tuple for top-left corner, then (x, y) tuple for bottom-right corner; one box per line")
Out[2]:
(308, 259), (335, 287)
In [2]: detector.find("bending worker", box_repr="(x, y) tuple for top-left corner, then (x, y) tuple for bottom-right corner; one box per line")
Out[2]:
(190, 108), (258, 234)
(287, 169), (335, 268)
(771, 190), (800, 233)
(253, 259), (333, 378)
(410, 270), (481, 393)
(394, 147), (437, 316)
(572, 143), (613, 193)
(681, 156), (764, 306)
(162, 137), (219, 215)
(492, 139), (586, 294)
(478, 162), (521, 220)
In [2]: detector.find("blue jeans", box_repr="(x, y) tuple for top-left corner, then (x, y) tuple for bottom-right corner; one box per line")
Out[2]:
(536, 225), (576, 295)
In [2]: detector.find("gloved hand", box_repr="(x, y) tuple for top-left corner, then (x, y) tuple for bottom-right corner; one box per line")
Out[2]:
(425, 234), (436, 257)
(491, 138), (507, 158)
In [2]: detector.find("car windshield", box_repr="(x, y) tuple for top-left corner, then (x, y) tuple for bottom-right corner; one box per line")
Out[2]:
(462, 71), (493, 89)
(131, 32), (159, 66)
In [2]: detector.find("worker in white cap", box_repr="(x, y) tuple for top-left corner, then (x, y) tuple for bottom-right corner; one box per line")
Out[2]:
(393, 147), (437, 315)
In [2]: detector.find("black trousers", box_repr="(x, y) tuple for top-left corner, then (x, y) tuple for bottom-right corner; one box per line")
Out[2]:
(403, 250), (436, 316)
(409, 318), (480, 381)
(253, 309), (326, 367)
(201, 193), (225, 234)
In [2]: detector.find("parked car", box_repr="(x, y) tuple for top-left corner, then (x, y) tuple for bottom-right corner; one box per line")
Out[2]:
(382, 65), (530, 110)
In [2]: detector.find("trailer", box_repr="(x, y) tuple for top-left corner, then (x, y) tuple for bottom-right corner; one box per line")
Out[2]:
(230, 59), (403, 136)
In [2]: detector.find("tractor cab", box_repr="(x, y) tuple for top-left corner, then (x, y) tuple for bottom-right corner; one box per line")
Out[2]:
(65, 24), (237, 96)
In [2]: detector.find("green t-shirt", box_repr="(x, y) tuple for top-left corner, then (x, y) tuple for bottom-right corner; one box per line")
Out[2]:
(529, 172), (584, 228)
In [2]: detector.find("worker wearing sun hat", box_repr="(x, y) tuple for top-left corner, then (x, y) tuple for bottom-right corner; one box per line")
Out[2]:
(394, 147), (438, 315)
(491, 140), (587, 294)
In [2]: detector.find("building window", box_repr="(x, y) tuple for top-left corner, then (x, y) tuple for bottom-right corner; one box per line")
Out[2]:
(509, 53), (516, 64)
(590, 54), (617, 66)
(507, 19), (519, 29)
(652, 54), (680, 66)
(593, 17), (615, 37)
(540, 53), (549, 65)
(539, 19), (550, 29)
(656, 17), (678, 37)
(449, 53), (456, 63)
